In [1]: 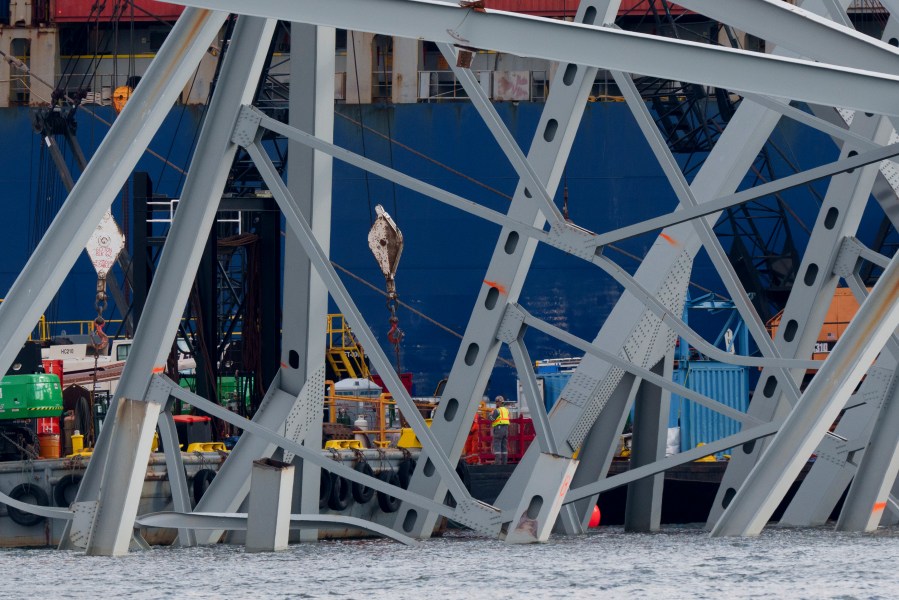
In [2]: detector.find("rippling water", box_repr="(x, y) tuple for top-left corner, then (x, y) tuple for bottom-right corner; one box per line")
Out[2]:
(3, 526), (899, 599)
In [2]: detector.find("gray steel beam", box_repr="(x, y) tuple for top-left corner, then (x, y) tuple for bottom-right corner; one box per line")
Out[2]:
(711, 250), (899, 536)
(112, 17), (275, 403)
(676, 0), (899, 76)
(174, 0), (899, 116)
(624, 356), (670, 532)
(254, 108), (822, 374)
(150, 374), (196, 547)
(136, 512), (419, 546)
(835, 279), (899, 532)
(517, 306), (760, 425)
(64, 15), (274, 553)
(835, 364), (899, 532)
(556, 373), (639, 533)
(282, 22), (335, 543)
(437, 42), (563, 227)
(242, 134), (501, 530)
(508, 336), (559, 456)
(499, 99), (784, 535)
(86, 396), (161, 555)
(392, 0), (620, 541)
(778, 366), (893, 527)
(780, 242), (899, 527)
(564, 421), (782, 504)
(589, 141), (899, 248)
(0, 7), (226, 390)
(612, 69), (797, 401)
(743, 95), (883, 151)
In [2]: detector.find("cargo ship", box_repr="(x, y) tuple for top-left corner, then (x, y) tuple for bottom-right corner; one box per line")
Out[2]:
(0, 0), (892, 546)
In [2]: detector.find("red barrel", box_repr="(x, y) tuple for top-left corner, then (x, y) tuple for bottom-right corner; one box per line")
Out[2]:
(36, 417), (60, 435)
(42, 359), (64, 390)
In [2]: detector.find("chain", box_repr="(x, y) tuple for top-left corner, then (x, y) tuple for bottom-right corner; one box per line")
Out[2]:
(385, 278), (404, 373)
(88, 277), (110, 446)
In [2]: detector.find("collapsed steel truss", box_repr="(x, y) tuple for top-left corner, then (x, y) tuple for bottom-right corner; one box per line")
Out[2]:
(2, 0), (899, 554)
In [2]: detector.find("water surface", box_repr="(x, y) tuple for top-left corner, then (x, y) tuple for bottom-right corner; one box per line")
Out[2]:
(2, 525), (897, 599)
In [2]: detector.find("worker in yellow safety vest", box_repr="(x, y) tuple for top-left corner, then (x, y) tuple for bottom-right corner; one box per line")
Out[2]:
(491, 396), (511, 465)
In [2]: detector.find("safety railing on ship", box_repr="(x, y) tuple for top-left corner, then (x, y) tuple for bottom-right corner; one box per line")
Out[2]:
(325, 381), (402, 448)
(147, 198), (243, 234)
(418, 70), (548, 102)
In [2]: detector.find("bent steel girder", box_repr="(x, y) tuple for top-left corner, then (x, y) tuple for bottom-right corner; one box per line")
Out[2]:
(497, 0), (896, 535)
(136, 512), (420, 547)
(778, 238), (899, 527)
(176, 0), (899, 116)
(8, 0), (899, 553)
(708, 3), (899, 528)
(73, 15), (276, 556)
(711, 249), (899, 537)
(163, 377), (502, 532)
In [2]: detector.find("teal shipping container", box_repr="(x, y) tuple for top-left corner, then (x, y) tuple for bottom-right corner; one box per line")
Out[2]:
(671, 361), (749, 457)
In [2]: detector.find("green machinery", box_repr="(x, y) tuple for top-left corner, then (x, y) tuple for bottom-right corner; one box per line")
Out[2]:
(0, 374), (63, 459)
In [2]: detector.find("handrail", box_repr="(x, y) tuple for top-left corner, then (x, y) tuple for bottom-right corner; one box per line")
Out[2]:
(325, 380), (402, 447)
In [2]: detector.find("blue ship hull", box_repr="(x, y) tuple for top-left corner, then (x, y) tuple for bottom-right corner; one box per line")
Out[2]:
(0, 102), (853, 395)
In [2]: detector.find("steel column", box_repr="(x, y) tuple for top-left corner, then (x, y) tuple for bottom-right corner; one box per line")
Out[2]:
(281, 22), (335, 543)
(192, 375), (306, 545)
(246, 459), (295, 553)
(624, 357), (671, 532)
(85, 397), (161, 555)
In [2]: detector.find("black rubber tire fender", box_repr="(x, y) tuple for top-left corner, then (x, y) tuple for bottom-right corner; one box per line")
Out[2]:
(192, 468), (217, 505)
(319, 468), (333, 509)
(397, 458), (417, 490)
(53, 474), (83, 508)
(7, 483), (49, 527)
(328, 472), (351, 511)
(351, 461), (375, 504)
(376, 469), (401, 513)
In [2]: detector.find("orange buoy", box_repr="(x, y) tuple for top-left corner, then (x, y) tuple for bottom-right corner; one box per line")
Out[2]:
(589, 505), (601, 528)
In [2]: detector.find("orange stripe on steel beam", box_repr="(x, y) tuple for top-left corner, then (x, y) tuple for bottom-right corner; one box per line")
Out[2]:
(483, 280), (507, 295)
(659, 232), (678, 246)
(280, 362), (289, 369)
(151, 366), (165, 374)
(873, 501), (888, 513)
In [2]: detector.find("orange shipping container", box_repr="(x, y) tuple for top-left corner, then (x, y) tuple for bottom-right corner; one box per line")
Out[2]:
(767, 287), (866, 362)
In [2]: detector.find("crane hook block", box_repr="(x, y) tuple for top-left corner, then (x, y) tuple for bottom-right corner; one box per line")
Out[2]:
(368, 205), (404, 283)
